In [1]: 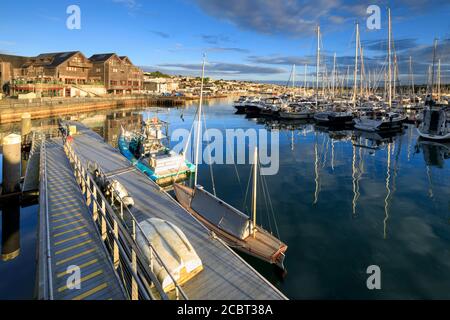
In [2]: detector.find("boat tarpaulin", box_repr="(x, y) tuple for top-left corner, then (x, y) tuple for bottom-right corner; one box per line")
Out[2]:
(191, 187), (251, 240)
(136, 218), (203, 292)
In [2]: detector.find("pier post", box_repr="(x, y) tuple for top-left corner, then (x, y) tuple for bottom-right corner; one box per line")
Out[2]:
(21, 113), (32, 138)
(2, 134), (22, 194)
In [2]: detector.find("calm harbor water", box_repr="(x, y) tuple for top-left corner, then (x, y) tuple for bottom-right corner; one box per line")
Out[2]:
(1, 98), (449, 299)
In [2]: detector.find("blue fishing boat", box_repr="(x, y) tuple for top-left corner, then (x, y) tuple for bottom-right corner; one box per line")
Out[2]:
(118, 118), (195, 186)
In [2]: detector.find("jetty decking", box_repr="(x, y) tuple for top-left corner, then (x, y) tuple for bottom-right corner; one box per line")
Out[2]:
(38, 138), (125, 300)
(68, 122), (287, 300)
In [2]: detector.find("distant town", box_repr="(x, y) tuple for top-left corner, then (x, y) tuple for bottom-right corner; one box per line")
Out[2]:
(0, 51), (286, 101)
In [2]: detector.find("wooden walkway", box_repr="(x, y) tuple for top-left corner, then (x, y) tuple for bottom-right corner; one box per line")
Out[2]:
(40, 139), (125, 300)
(69, 122), (287, 300)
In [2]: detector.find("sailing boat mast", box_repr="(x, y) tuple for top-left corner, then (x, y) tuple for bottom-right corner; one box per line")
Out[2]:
(316, 25), (320, 105)
(388, 8), (392, 108)
(194, 54), (206, 186)
(353, 22), (359, 108)
(292, 64), (296, 89)
(332, 52), (336, 99)
(429, 39), (438, 98)
(304, 64), (308, 95)
(409, 56), (414, 97)
(438, 59), (441, 101)
(360, 46), (364, 98)
(252, 147), (258, 238)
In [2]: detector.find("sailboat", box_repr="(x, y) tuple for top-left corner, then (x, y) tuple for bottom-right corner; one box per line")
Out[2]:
(353, 9), (406, 132)
(417, 40), (450, 141)
(174, 56), (287, 270)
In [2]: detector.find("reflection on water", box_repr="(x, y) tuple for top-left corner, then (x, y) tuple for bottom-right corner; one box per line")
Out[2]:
(1, 98), (449, 299)
(0, 202), (38, 299)
(91, 101), (450, 299)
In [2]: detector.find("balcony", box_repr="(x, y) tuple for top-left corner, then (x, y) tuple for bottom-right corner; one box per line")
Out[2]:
(68, 61), (93, 69)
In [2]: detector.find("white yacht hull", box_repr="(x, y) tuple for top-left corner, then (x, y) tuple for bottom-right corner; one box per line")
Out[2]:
(417, 130), (450, 141)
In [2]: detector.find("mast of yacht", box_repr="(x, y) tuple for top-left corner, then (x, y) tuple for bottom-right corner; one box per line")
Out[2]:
(332, 52), (336, 99)
(409, 56), (415, 98)
(387, 8), (392, 108)
(304, 64), (308, 96)
(429, 39), (438, 98)
(316, 25), (320, 106)
(292, 64), (296, 90)
(438, 59), (441, 102)
(194, 54), (206, 187)
(360, 46), (365, 98)
(252, 147), (258, 238)
(353, 22), (359, 108)
(346, 65), (350, 98)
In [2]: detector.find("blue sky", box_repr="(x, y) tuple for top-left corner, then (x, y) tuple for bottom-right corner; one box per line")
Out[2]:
(0, 0), (449, 83)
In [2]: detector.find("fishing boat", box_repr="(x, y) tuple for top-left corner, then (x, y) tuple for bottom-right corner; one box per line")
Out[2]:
(118, 118), (195, 185)
(174, 56), (287, 270)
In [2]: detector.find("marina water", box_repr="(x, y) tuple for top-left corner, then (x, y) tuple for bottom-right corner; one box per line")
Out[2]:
(1, 98), (449, 299)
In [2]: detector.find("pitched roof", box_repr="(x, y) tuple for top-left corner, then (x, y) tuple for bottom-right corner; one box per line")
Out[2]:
(89, 53), (117, 62)
(0, 54), (31, 68)
(30, 51), (80, 67)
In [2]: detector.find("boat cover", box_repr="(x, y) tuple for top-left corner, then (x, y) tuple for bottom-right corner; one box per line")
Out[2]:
(191, 187), (251, 240)
(136, 218), (203, 292)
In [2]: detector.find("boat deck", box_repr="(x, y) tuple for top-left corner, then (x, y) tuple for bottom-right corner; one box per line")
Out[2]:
(40, 139), (125, 300)
(68, 122), (287, 300)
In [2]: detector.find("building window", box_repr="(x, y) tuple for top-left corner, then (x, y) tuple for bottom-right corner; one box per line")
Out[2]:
(112, 68), (118, 73)
(96, 68), (101, 73)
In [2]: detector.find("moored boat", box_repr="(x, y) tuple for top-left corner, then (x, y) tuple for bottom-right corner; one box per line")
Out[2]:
(354, 111), (406, 132)
(279, 102), (315, 120)
(118, 118), (195, 185)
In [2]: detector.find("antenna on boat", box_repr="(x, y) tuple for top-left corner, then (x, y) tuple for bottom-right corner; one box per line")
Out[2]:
(252, 146), (258, 238)
(194, 53), (206, 187)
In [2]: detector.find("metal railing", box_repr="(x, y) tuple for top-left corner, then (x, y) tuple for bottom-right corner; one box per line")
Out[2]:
(63, 140), (188, 300)
(37, 138), (53, 300)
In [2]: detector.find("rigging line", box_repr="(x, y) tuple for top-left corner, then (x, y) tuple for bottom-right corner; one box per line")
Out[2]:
(172, 106), (199, 183)
(259, 169), (273, 234)
(202, 111), (217, 196)
(218, 122), (245, 200)
(242, 162), (253, 215)
(261, 172), (280, 239)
